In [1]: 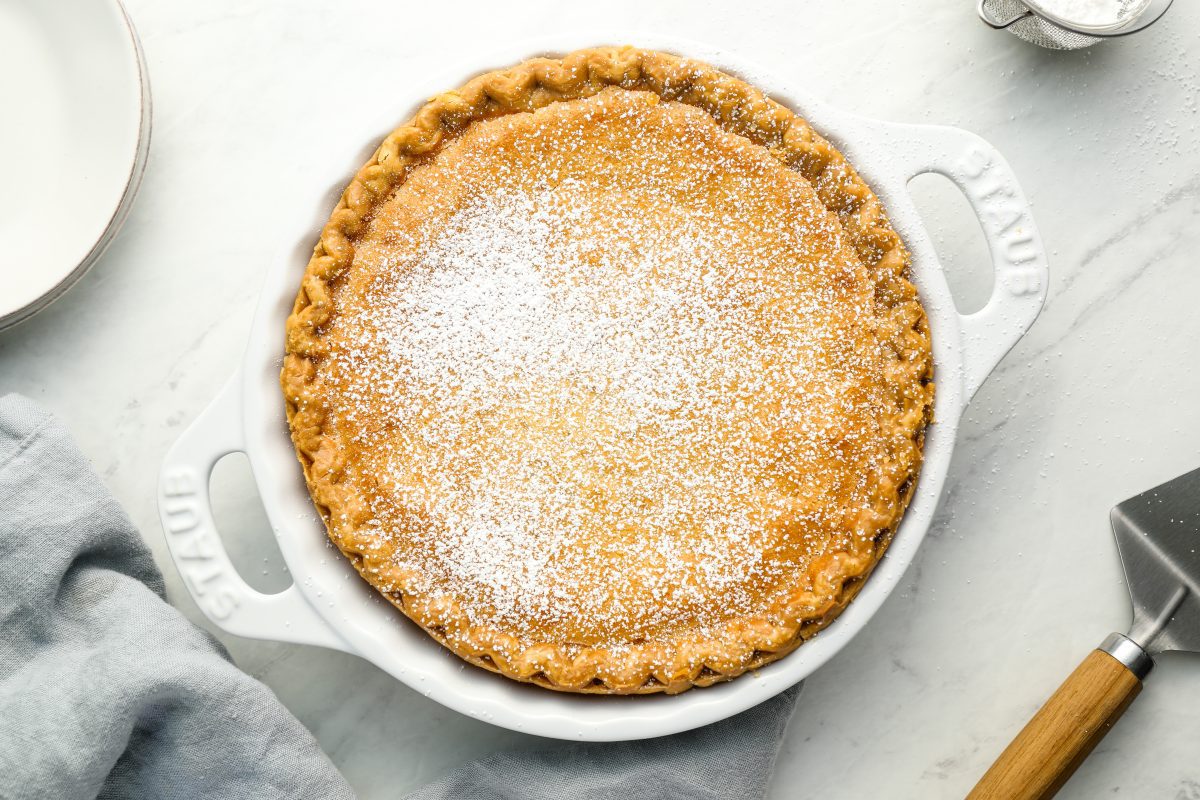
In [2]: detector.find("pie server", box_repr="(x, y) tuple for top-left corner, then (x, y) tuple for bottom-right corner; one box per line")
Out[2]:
(970, 466), (1200, 799)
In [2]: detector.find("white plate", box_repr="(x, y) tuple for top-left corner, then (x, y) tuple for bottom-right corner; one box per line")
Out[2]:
(0, 0), (150, 330)
(158, 34), (1048, 742)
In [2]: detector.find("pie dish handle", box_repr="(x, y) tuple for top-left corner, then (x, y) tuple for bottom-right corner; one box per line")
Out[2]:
(890, 122), (1048, 401)
(157, 373), (354, 654)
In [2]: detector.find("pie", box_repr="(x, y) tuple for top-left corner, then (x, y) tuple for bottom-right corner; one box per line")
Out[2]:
(282, 47), (934, 694)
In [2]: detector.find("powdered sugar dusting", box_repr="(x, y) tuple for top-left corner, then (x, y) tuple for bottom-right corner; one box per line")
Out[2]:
(323, 91), (894, 647)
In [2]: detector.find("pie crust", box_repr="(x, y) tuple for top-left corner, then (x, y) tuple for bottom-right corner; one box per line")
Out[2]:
(282, 47), (934, 694)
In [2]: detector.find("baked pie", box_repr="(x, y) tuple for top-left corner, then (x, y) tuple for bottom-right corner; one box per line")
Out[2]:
(282, 47), (933, 694)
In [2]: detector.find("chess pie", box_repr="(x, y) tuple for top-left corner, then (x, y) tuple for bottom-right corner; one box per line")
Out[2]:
(282, 47), (934, 694)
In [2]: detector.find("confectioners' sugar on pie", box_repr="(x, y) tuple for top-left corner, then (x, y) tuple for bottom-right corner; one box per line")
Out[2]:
(282, 48), (933, 694)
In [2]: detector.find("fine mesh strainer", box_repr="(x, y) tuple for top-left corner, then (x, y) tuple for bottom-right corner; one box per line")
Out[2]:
(978, 0), (1174, 49)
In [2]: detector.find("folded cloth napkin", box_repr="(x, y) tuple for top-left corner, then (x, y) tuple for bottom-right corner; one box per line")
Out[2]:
(0, 394), (800, 800)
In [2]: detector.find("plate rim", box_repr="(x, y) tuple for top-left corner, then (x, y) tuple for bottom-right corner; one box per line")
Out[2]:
(0, 0), (152, 331)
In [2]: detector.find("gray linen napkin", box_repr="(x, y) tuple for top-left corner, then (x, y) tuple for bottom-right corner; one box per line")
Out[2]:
(0, 394), (800, 799)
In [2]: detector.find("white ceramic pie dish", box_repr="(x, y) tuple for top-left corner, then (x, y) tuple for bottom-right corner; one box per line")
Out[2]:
(0, 0), (151, 330)
(158, 34), (1047, 742)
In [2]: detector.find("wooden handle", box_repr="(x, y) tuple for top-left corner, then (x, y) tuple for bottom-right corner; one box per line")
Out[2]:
(968, 649), (1142, 800)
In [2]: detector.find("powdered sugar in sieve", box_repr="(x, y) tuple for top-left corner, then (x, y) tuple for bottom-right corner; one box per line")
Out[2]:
(978, 0), (1173, 50)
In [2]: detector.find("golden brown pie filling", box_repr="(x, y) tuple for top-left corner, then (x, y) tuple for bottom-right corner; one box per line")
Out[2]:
(283, 47), (933, 694)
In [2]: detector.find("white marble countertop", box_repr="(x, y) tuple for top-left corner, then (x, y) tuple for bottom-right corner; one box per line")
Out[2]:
(4, 0), (1200, 796)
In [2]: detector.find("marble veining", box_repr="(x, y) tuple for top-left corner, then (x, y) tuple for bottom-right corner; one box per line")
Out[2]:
(1, 1), (1198, 797)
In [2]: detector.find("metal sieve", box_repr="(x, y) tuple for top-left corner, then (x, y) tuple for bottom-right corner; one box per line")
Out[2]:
(978, 0), (1175, 49)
